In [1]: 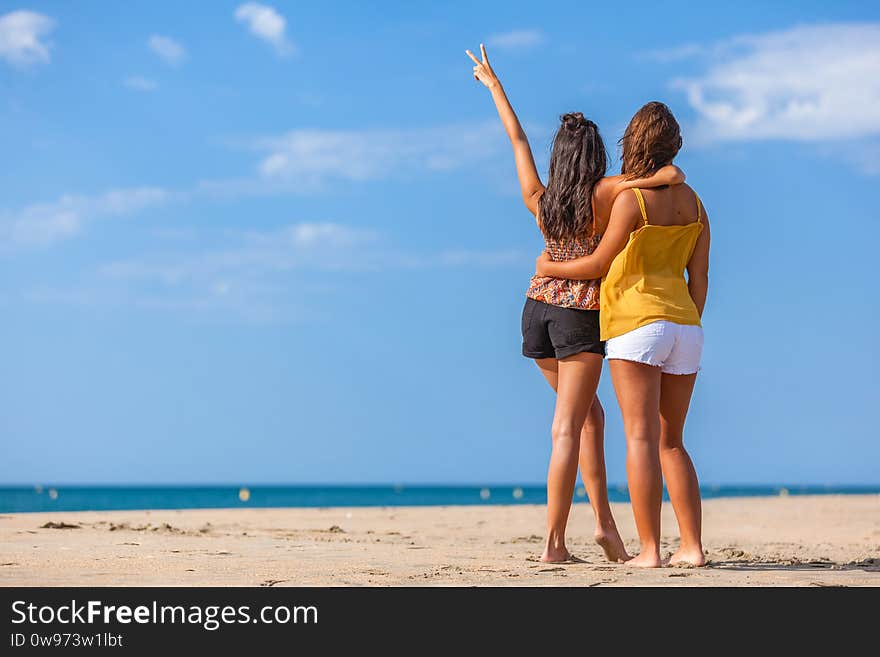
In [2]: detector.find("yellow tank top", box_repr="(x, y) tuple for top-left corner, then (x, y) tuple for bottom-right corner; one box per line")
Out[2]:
(600, 188), (703, 342)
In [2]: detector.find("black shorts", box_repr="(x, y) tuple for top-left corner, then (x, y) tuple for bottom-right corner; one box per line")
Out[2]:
(521, 297), (605, 360)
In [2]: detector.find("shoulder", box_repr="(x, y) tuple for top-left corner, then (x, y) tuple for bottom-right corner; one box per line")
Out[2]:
(594, 175), (623, 202)
(609, 186), (640, 214)
(679, 183), (708, 219)
(604, 188), (642, 236)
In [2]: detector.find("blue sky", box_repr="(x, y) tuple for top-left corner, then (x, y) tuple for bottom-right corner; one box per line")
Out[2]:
(1, 1), (878, 486)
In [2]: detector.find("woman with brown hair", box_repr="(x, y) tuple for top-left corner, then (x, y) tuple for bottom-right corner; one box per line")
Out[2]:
(537, 101), (710, 567)
(466, 47), (686, 563)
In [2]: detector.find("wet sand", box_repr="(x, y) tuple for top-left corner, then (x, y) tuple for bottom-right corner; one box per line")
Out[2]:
(1, 495), (878, 586)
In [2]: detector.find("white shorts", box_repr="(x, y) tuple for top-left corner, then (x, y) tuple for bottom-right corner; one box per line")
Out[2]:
(605, 320), (703, 375)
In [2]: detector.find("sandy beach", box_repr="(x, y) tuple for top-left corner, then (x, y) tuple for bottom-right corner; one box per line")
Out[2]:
(1, 495), (877, 587)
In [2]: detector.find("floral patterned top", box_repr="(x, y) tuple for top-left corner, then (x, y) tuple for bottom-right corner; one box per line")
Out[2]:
(526, 231), (602, 310)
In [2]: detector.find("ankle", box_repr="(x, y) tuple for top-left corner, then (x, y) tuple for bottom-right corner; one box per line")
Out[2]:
(594, 515), (617, 532)
(639, 543), (661, 557)
(545, 530), (566, 550)
(678, 540), (704, 554)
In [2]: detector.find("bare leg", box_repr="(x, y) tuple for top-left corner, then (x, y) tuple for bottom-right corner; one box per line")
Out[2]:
(579, 398), (630, 562)
(609, 359), (663, 568)
(535, 359), (628, 562)
(659, 373), (705, 566)
(535, 354), (601, 562)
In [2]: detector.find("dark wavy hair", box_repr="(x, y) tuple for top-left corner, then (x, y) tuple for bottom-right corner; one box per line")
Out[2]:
(538, 112), (608, 242)
(620, 101), (682, 180)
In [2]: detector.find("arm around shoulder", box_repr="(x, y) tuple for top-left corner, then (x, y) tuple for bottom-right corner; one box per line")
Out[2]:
(536, 191), (640, 280)
(610, 165), (685, 199)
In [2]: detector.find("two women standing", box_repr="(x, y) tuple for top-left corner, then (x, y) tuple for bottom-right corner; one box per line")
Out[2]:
(468, 45), (709, 567)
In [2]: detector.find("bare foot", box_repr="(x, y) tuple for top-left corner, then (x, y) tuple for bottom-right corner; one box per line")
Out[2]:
(625, 552), (663, 568)
(541, 546), (572, 563)
(668, 547), (706, 567)
(594, 527), (630, 563)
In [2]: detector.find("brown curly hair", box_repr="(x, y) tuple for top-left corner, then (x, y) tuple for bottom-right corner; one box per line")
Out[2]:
(620, 102), (682, 180)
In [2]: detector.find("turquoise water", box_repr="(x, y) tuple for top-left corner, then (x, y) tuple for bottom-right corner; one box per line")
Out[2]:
(0, 485), (877, 513)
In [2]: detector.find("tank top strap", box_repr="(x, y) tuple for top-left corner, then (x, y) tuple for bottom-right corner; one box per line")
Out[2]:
(632, 188), (649, 225)
(694, 192), (703, 223)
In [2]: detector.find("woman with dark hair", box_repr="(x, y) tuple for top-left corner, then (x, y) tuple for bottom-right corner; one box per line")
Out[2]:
(466, 46), (685, 563)
(537, 101), (710, 568)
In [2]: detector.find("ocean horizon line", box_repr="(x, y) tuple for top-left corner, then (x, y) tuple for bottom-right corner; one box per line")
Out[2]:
(2, 482), (878, 489)
(1, 483), (877, 514)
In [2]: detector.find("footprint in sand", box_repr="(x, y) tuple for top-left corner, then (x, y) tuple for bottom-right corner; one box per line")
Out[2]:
(509, 535), (543, 544)
(260, 579), (289, 587)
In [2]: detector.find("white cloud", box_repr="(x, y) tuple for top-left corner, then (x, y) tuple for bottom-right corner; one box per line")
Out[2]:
(1, 118), (514, 249)
(148, 34), (186, 66)
(487, 29), (543, 50)
(123, 75), (158, 92)
(2, 110), (539, 257)
(0, 187), (169, 248)
(0, 10), (54, 67)
(84, 218), (520, 321)
(234, 3), (295, 56)
(670, 22), (880, 142)
(98, 223), (523, 310)
(252, 122), (507, 183)
(101, 222), (380, 285)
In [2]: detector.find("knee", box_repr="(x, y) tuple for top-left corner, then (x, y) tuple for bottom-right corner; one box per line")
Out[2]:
(551, 421), (580, 448)
(624, 421), (660, 446)
(660, 428), (685, 452)
(583, 399), (605, 432)
(660, 440), (686, 455)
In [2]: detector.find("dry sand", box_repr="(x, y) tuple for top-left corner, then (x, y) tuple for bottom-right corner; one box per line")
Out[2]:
(1, 495), (878, 587)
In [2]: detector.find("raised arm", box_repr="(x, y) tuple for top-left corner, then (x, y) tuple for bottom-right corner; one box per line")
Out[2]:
(467, 44), (544, 215)
(687, 210), (710, 316)
(535, 190), (642, 280)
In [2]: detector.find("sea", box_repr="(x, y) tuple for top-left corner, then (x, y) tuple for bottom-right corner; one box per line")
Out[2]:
(1, 485), (877, 513)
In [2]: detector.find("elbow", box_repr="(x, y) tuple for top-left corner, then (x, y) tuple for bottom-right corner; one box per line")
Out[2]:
(512, 134), (530, 149)
(572, 266), (605, 281)
(689, 268), (708, 283)
(588, 260), (613, 280)
(524, 188), (543, 206)
(688, 271), (709, 292)
(571, 260), (610, 281)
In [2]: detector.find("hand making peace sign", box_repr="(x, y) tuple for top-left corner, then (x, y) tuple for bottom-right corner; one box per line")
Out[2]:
(465, 44), (500, 90)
